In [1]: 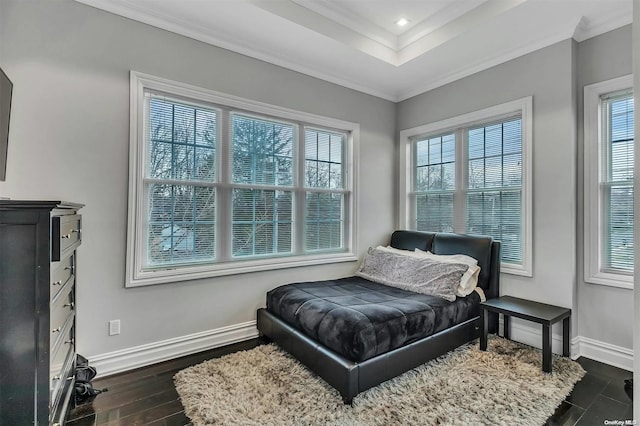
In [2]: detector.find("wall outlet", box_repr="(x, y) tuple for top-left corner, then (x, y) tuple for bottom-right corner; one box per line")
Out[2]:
(109, 319), (121, 336)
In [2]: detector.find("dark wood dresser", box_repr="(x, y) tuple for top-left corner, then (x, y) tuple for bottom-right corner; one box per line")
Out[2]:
(0, 201), (83, 425)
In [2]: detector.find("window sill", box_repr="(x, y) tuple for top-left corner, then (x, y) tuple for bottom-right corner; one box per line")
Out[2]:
(584, 271), (633, 290)
(501, 263), (533, 278)
(126, 252), (359, 287)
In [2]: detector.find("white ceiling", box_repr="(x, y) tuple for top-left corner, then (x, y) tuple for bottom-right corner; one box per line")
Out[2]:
(75, 0), (632, 102)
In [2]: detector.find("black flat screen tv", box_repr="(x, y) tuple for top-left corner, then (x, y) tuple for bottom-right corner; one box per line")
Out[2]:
(0, 68), (12, 181)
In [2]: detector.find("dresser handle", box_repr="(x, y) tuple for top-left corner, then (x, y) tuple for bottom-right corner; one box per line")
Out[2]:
(64, 339), (74, 345)
(64, 302), (74, 309)
(53, 375), (60, 381)
(52, 280), (62, 286)
(66, 375), (74, 381)
(52, 327), (61, 333)
(61, 229), (79, 239)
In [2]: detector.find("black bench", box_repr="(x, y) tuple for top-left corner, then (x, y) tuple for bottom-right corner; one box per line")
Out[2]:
(479, 295), (571, 373)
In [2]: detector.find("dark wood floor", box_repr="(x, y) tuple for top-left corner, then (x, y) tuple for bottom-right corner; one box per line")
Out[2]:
(67, 339), (633, 426)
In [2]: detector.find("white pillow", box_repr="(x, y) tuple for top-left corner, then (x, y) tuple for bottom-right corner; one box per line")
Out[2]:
(415, 249), (481, 297)
(376, 245), (426, 259)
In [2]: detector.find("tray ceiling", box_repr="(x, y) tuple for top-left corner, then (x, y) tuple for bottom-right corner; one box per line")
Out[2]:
(75, 0), (632, 101)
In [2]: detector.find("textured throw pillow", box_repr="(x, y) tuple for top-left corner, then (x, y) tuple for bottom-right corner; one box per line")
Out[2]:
(356, 247), (468, 302)
(415, 249), (481, 297)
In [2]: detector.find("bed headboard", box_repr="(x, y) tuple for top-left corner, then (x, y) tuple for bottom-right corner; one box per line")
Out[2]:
(389, 230), (501, 300)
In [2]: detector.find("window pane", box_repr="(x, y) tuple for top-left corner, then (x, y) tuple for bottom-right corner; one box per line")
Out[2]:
(413, 134), (455, 192)
(608, 96), (634, 182)
(232, 189), (292, 257)
(147, 184), (216, 266)
(605, 185), (634, 270)
(232, 115), (294, 186)
(305, 192), (343, 251)
(467, 190), (522, 263)
(305, 129), (344, 189)
(147, 96), (217, 182)
(602, 93), (634, 272)
(466, 118), (522, 264)
(414, 193), (454, 233)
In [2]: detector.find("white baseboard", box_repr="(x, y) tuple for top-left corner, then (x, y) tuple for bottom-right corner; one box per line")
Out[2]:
(500, 318), (633, 372)
(574, 336), (633, 372)
(499, 318), (566, 354)
(89, 321), (259, 377)
(90, 318), (634, 378)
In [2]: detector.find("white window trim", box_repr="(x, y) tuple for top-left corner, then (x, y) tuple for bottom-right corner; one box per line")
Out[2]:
(584, 74), (633, 289)
(399, 97), (533, 277)
(126, 71), (359, 287)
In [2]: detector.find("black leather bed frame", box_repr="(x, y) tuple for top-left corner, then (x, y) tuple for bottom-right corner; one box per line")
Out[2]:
(256, 230), (501, 404)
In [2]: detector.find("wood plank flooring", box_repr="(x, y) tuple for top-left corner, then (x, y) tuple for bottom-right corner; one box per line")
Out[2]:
(67, 339), (632, 425)
(66, 339), (262, 426)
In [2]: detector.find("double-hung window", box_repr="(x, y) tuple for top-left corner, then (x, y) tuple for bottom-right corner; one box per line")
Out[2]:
(584, 75), (634, 288)
(400, 97), (533, 276)
(127, 72), (358, 286)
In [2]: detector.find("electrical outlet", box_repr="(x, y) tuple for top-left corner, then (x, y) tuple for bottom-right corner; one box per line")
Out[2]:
(109, 319), (121, 336)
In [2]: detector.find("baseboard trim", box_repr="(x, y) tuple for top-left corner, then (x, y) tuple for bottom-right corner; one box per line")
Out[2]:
(499, 318), (633, 372)
(574, 336), (633, 372)
(504, 320), (566, 353)
(89, 321), (259, 377)
(90, 318), (634, 378)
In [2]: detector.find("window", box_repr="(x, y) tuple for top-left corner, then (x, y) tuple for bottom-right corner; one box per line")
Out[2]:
(584, 75), (634, 288)
(127, 72), (358, 286)
(399, 97), (533, 276)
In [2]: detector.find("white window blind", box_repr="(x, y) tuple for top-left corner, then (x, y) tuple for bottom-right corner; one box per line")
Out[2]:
(584, 75), (633, 288)
(304, 128), (346, 251)
(412, 133), (455, 232)
(466, 118), (523, 264)
(400, 97), (532, 276)
(127, 72), (358, 286)
(231, 114), (294, 257)
(602, 92), (634, 272)
(145, 94), (217, 267)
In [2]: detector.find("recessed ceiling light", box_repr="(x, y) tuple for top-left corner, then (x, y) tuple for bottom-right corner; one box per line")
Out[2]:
(396, 18), (409, 27)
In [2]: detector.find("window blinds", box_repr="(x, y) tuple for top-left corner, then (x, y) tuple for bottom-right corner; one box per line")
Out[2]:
(603, 93), (634, 271)
(466, 118), (523, 264)
(413, 134), (455, 232)
(410, 117), (524, 264)
(145, 95), (217, 266)
(304, 129), (346, 251)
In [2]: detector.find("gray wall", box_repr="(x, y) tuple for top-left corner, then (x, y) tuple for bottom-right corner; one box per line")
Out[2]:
(576, 25), (633, 349)
(0, 0), (633, 366)
(0, 0), (396, 357)
(398, 26), (634, 357)
(398, 40), (578, 320)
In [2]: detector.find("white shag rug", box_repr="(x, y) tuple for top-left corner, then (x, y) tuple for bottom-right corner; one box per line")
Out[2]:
(174, 337), (585, 426)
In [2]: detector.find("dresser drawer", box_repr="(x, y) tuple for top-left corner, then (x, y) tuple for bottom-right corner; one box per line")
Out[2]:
(49, 342), (76, 418)
(50, 254), (74, 300)
(49, 322), (74, 407)
(51, 307), (74, 357)
(50, 284), (74, 349)
(52, 214), (81, 261)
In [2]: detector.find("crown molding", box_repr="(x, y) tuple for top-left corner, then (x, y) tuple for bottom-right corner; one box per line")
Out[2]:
(398, 0), (487, 49)
(74, 0), (633, 104)
(396, 24), (577, 101)
(73, 0), (399, 101)
(572, 7), (632, 42)
(291, 0), (397, 49)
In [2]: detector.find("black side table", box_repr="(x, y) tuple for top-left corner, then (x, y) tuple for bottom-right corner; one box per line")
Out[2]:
(479, 296), (571, 373)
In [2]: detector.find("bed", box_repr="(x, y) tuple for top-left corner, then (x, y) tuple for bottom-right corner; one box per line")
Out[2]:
(256, 230), (501, 403)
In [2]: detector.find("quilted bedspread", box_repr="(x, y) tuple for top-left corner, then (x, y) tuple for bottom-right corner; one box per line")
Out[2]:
(266, 276), (480, 362)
